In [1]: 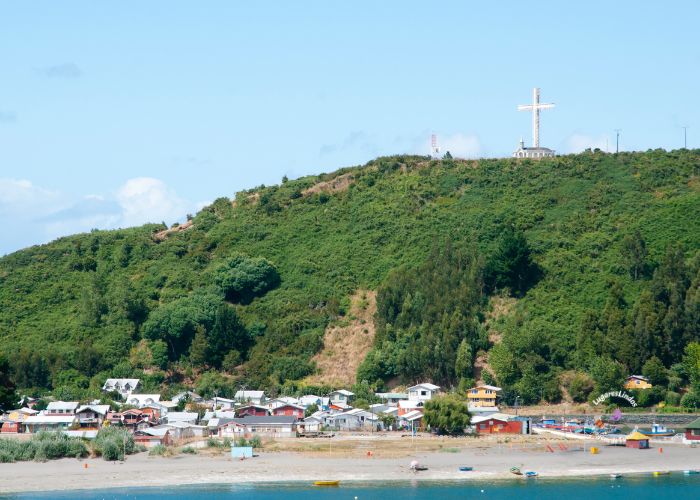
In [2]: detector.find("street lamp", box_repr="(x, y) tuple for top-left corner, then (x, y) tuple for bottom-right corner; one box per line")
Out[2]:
(514, 396), (520, 416)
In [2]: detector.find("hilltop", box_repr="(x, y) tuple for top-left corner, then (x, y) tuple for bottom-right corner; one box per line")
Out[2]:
(1, 149), (699, 407)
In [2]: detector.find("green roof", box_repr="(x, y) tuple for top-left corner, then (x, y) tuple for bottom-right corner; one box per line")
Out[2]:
(684, 417), (700, 430)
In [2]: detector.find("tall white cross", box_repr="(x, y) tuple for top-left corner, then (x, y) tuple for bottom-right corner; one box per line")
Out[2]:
(517, 88), (555, 148)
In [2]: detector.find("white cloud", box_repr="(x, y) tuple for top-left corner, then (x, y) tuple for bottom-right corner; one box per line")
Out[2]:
(0, 176), (195, 256)
(565, 134), (611, 153)
(116, 177), (189, 227)
(429, 133), (481, 159)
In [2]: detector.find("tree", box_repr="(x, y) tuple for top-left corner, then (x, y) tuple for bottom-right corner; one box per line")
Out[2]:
(208, 304), (249, 367)
(454, 339), (473, 380)
(304, 403), (319, 417)
(0, 355), (17, 411)
(620, 230), (647, 280)
(214, 255), (280, 304)
(189, 325), (209, 367)
(589, 356), (627, 396)
(485, 227), (539, 296)
(423, 396), (470, 435)
(641, 356), (668, 387)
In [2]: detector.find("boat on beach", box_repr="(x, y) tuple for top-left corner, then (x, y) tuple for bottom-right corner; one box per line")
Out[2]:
(459, 466), (473, 471)
(610, 473), (622, 479)
(652, 471), (670, 476)
(525, 471), (538, 478)
(313, 480), (340, 486)
(683, 470), (699, 475)
(640, 423), (675, 437)
(510, 467), (523, 476)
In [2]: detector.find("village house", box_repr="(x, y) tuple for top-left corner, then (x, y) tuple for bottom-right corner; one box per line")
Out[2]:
(171, 391), (204, 405)
(45, 401), (79, 416)
(236, 404), (271, 417)
(375, 392), (408, 406)
(466, 385), (502, 407)
(102, 378), (140, 399)
(301, 411), (328, 433)
(682, 417), (700, 443)
(624, 375), (653, 390)
(125, 394), (161, 408)
(23, 414), (76, 433)
(472, 413), (526, 434)
(133, 428), (172, 448)
(165, 411), (198, 425)
(211, 418), (246, 438)
(75, 404), (110, 429)
(298, 395), (324, 408)
(272, 403), (305, 419)
(232, 415), (298, 438)
(1, 408), (38, 433)
(398, 410), (423, 430)
(267, 397), (300, 410)
(118, 408), (152, 430)
(328, 408), (380, 431)
(407, 383), (440, 402)
(329, 390), (354, 405)
(398, 399), (423, 416)
(234, 390), (266, 405)
(209, 396), (235, 410)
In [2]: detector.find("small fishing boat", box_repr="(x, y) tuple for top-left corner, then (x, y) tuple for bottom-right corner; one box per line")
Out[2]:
(610, 473), (622, 479)
(510, 467), (523, 476)
(313, 480), (340, 486)
(459, 466), (473, 471)
(652, 471), (670, 476)
(525, 471), (538, 478)
(683, 470), (700, 475)
(640, 423), (675, 437)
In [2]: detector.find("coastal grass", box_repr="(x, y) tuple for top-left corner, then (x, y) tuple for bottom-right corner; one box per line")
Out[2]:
(92, 427), (136, 461)
(0, 432), (88, 463)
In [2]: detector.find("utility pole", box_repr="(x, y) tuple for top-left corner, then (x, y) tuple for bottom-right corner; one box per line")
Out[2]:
(683, 126), (689, 149)
(614, 129), (621, 154)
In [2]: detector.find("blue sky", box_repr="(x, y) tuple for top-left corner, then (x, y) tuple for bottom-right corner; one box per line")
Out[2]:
(1, 1), (698, 255)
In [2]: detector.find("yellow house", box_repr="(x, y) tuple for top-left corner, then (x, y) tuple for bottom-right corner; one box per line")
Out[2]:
(467, 384), (502, 407)
(624, 375), (652, 390)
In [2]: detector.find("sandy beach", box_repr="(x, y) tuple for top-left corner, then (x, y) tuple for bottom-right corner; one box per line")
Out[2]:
(2, 435), (700, 494)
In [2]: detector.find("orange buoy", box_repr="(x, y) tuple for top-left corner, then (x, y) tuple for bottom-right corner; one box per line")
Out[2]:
(84, 463), (88, 469)
(659, 447), (663, 453)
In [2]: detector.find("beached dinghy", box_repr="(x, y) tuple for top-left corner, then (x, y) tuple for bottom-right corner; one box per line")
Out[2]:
(683, 470), (699, 475)
(652, 471), (670, 476)
(525, 471), (538, 478)
(610, 473), (622, 479)
(459, 466), (473, 471)
(313, 481), (340, 486)
(510, 467), (523, 476)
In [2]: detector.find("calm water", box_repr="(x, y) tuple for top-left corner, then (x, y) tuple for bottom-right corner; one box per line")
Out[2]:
(2, 476), (700, 500)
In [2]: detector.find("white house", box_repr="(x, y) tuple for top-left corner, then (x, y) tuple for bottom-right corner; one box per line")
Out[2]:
(171, 391), (204, 404)
(407, 383), (440, 402)
(75, 404), (110, 428)
(328, 408), (379, 431)
(234, 391), (266, 405)
(165, 411), (198, 425)
(329, 390), (354, 405)
(299, 395), (323, 407)
(45, 401), (80, 415)
(125, 394), (161, 407)
(102, 378), (140, 399)
(375, 392), (408, 406)
(24, 414), (76, 433)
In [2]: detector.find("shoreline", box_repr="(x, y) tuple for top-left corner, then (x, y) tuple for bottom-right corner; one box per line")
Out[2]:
(2, 440), (699, 495)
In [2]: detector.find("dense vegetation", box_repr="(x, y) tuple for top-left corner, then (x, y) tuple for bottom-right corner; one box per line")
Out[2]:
(0, 149), (699, 407)
(0, 431), (88, 462)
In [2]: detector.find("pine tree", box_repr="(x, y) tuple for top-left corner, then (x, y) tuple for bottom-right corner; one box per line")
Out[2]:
(189, 325), (209, 367)
(620, 230), (648, 280)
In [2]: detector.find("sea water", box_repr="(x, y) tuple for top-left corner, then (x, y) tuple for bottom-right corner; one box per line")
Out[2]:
(2, 475), (700, 500)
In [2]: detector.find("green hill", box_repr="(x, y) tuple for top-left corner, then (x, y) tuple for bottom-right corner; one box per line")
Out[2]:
(1, 149), (699, 408)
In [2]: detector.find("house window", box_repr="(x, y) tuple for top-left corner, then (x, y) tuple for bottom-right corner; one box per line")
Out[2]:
(421, 391), (427, 396)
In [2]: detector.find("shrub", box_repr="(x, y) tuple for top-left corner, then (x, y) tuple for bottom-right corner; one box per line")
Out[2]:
(665, 391), (681, 407)
(149, 445), (167, 456)
(94, 427), (134, 461)
(248, 436), (262, 449)
(181, 446), (197, 454)
(207, 438), (220, 448)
